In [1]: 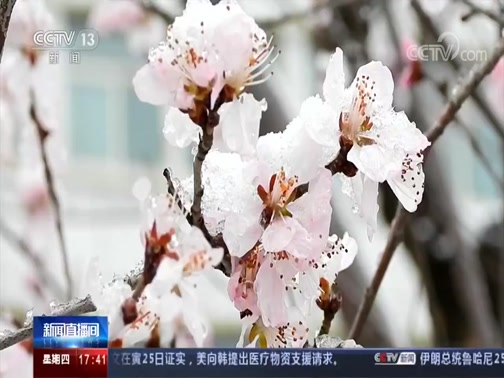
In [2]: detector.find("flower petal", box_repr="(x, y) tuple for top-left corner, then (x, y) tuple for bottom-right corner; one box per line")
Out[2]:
(387, 159), (425, 212)
(133, 63), (173, 106)
(351, 60), (394, 111)
(218, 94), (266, 156)
(323, 47), (346, 109)
(223, 207), (263, 257)
(255, 255), (288, 327)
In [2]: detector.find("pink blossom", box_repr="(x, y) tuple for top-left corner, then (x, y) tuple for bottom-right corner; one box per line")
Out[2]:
(133, 0), (276, 111)
(399, 39), (423, 89)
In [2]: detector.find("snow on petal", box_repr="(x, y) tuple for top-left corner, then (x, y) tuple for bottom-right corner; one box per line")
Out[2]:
(163, 108), (200, 148)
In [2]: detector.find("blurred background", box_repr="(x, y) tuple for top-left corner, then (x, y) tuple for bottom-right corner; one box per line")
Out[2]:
(0, 0), (503, 350)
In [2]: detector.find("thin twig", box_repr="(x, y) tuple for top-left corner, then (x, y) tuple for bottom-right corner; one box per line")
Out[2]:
(348, 36), (504, 341)
(411, 0), (504, 141)
(162, 168), (188, 215)
(0, 0), (17, 63)
(0, 219), (66, 299)
(0, 296), (96, 351)
(460, 0), (504, 25)
(29, 95), (73, 300)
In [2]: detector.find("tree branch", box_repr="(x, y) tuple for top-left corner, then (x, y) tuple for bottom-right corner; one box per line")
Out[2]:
(460, 0), (504, 25)
(0, 296), (96, 351)
(30, 95), (73, 301)
(0, 0), (17, 63)
(191, 114), (216, 232)
(348, 36), (504, 341)
(411, 0), (504, 141)
(0, 218), (66, 299)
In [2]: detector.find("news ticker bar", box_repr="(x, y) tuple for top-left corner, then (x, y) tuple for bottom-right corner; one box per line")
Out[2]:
(33, 348), (504, 378)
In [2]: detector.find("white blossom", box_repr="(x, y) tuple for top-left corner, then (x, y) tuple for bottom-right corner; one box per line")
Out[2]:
(299, 48), (430, 240)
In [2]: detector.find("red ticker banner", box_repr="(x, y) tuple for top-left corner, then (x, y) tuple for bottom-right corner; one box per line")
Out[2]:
(34, 348), (108, 378)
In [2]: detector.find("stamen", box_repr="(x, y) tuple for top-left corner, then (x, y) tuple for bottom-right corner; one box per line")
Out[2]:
(244, 72), (274, 87)
(248, 51), (281, 81)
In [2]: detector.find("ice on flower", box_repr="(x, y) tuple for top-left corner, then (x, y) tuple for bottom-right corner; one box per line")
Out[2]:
(222, 129), (333, 260)
(180, 150), (258, 236)
(163, 107), (200, 148)
(237, 311), (309, 348)
(133, 0), (277, 115)
(300, 48), (430, 240)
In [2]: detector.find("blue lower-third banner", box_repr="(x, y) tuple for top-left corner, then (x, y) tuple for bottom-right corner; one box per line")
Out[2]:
(108, 348), (504, 377)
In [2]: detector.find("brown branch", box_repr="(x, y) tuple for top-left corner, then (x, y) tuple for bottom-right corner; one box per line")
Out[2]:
(29, 94), (73, 300)
(348, 36), (504, 341)
(0, 218), (66, 299)
(0, 0), (17, 63)
(191, 112), (216, 232)
(0, 296), (96, 351)
(460, 0), (504, 25)
(411, 0), (504, 141)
